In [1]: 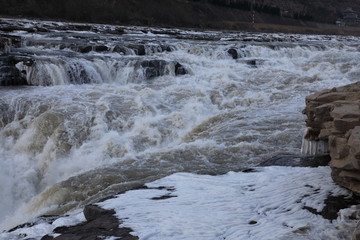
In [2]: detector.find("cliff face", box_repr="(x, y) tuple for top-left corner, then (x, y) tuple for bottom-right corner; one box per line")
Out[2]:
(303, 81), (360, 194)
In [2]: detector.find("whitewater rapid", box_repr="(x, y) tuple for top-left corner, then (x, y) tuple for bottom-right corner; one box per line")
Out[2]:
(1, 18), (360, 233)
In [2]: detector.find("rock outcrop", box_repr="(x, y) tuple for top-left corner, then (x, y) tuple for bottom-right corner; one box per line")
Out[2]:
(0, 56), (28, 86)
(139, 60), (187, 79)
(303, 86), (360, 240)
(0, 19), (191, 86)
(0, 35), (27, 86)
(303, 81), (360, 194)
(40, 205), (138, 240)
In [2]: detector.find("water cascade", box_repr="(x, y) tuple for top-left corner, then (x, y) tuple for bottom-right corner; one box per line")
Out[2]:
(1, 18), (360, 232)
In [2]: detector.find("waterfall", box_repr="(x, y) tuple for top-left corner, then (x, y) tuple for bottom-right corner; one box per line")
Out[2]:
(1, 17), (360, 231)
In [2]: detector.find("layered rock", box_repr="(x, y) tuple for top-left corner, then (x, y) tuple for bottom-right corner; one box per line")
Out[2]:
(0, 35), (27, 86)
(0, 20), (190, 86)
(139, 60), (187, 79)
(0, 56), (28, 86)
(303, 81), (360, 194)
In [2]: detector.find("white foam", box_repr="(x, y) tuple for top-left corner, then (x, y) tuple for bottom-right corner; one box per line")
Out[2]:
(0, 167), (356, 240)
(0, 211), (85, 240)
(99, 166), (356, 240)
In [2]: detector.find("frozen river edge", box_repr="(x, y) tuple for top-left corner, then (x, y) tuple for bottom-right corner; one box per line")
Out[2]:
(3, 154), (360, 240)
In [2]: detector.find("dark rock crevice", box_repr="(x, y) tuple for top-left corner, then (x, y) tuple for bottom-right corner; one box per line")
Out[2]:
(0, 35), (28, 86)
(0, 56), (28, 86)
(139, 60), (188, 79)
(303, 195), (360, 220)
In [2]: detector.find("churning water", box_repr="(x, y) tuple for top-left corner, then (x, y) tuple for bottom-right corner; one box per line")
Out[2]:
(0, 18), (359, 230)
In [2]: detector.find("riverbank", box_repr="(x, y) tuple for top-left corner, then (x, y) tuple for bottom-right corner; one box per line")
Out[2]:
(2, 0), (360, 36)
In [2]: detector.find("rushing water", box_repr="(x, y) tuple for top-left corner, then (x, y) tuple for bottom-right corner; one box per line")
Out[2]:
(1, 18), (360, 231)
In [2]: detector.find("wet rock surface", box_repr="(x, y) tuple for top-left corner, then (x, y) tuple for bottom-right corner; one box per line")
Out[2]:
(258, 154), (330, 167)
(0, 56), (27, 86)
(0, 34), (26, 86)
(140, 60), (187, 79)
(41, 205), (138, 240)
(0, 18), (194, 86)
(303, 195), (360, 220)
(227, 48), (238, 59)
(3, 18), (360, 86)
(140, 60), (169, 79)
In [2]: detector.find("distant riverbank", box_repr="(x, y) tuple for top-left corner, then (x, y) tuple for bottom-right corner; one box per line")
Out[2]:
(2, 0), (360, 36)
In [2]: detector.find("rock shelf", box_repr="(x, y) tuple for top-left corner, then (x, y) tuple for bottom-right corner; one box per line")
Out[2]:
(303, 81), (360, 194)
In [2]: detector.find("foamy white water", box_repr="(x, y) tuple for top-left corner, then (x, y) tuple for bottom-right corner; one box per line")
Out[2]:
(99, 167), (355, 240)
(1, 167), (357, 240)
(1, 18), (360, 235)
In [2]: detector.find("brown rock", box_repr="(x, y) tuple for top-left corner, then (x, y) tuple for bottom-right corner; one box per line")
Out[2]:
(303, 81), (360, 194)
(349, 127), (360, 163)
(328, 136), (350, 161)
(331, 169), (360, 194)
(315, 91), (348, 103)
(339, 170), (360, 182)
(334, 119), (360, 133)
(318, 123), (333, 139)
(331, 101), (360, 120)
(330, 159), (355, 170)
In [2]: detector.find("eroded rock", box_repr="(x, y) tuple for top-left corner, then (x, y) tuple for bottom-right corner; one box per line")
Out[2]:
(303, 81), (360, 195)
(0, 56), (28, 86)
(139, 60), (187, 79)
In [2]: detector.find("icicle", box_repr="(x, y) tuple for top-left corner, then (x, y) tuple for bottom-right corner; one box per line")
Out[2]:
(301, 128), (328, 155)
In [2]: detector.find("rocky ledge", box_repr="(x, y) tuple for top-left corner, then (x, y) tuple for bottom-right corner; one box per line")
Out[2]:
(7, 204), (139, 240)
(303, 81), (360, 194)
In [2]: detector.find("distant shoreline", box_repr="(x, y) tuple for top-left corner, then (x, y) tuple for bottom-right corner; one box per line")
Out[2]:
(1, 0), (360, 37)
(2, 14), (360, 37)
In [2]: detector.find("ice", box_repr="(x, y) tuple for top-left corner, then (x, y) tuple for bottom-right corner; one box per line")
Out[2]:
(0, 211), (85, 240)
(99, 166), (356, 240)
(0, 166), (357, 240)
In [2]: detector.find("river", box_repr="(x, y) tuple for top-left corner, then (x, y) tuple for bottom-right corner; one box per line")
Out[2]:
(0, 18), (359, 233)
